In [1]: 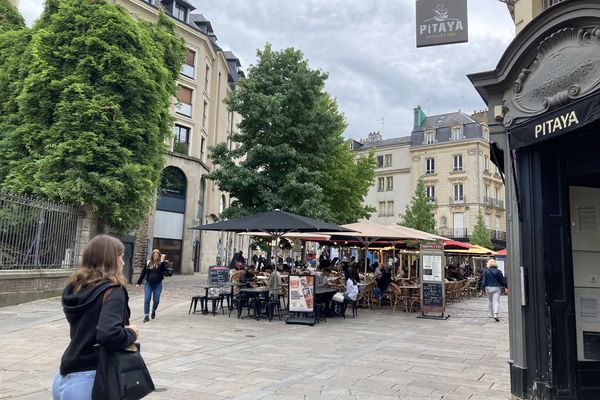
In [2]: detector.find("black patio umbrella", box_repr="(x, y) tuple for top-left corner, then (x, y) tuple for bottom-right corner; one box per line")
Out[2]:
(190, 209), (356, 267)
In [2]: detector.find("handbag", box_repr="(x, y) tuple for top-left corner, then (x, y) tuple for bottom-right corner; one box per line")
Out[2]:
(92, 343), (155, 400)
(332, 292), (344, 302)
(92, 287), (155, 400)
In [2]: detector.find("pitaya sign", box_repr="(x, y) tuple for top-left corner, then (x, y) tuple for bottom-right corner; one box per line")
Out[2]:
(416, 0), (469, 48)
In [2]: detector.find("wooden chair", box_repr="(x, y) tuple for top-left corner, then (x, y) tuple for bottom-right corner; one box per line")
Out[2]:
(388, 282), (408, 312)
(357, 282), (377, 309)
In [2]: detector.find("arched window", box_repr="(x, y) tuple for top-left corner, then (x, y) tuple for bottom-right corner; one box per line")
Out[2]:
(156, 166), (187, 213)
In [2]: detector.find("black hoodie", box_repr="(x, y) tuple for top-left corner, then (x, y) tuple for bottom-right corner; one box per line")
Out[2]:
(59, 281), (137, 375)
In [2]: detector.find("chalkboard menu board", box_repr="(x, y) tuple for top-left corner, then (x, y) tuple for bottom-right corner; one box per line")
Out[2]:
(208, 266), (229, 286)
(422, 282), (443, 307)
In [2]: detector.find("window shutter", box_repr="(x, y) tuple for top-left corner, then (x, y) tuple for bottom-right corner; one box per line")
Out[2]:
(185, 49), (195, 66)
(177, 86), (192, 104)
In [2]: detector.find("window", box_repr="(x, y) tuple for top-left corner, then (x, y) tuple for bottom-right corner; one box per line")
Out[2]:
(495, 187), (500, 200)
(483, 127), (490, 141)
(484, 184), (490, 199)
(453, 154), (463, 171)
(484, 213), (491, 229)
(453, 184), (464, 203)
(386, 201), (394, 217)
(202, 100), (208, 128)
(426, 186), (435, 202)
(200, 137), (206, 161)
(424, 131), (435, 144)
(377, 155), (384, 168)
(378, 201), (386, 217)
(496, 215), (501, 231)
(426, 157), (435, 174)
(227, 111), (234, 132)
(204, 62), (211, 92)
(384, 154), (392, 167)
(176, 85), (192, 117)
(173, 124), (190, 155)
(173, 2), (187, 22)
(483, 155), (489, 172)
(377, 177), (385, 192)
(386, 176), (393, 191)
(181, 48), (195, 78)
(452, 127), (462, 140)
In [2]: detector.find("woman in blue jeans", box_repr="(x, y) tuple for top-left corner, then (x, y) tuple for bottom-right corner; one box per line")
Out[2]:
(53, 235), (138, 399)
(136, 249), (170, 322)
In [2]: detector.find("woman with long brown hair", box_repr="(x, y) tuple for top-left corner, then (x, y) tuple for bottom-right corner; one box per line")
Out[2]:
(136, 248), (171, 322)
(52, 235), (139, 399)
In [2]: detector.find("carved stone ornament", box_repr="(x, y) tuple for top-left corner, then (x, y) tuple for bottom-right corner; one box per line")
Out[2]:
(503, 27), (600, 127)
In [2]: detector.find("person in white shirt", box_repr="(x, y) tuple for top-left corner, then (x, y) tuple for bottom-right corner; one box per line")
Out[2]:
(344, 268), (358, 302)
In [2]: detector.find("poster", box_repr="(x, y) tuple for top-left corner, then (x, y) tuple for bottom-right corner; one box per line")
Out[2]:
(288, 275), (315, 313)
(422, 254), (442, 282)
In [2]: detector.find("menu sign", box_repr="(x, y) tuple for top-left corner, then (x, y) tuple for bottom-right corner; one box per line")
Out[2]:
(288, 275), (315, 313)
(208, 265), (229, 286)
(420, 243), (446, 316)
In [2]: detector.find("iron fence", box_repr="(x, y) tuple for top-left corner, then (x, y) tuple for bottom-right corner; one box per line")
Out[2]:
(0, 192), (83, 270)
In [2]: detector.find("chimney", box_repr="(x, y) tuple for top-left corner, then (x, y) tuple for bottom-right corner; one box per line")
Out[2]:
(414, 106), (426, 129)
(367, 131), (382, 143)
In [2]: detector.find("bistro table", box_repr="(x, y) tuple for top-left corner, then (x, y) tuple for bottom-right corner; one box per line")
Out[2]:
(190, 285), (227, 315)
(314, 287), (338, 318)
(239, 287), (271, 320)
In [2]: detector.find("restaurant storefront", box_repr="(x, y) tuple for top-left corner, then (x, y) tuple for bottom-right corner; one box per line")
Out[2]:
(469, 1), (600, 399)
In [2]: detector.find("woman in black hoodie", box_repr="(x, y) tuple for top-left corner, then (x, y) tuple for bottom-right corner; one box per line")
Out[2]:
(52, 234), (138, 400)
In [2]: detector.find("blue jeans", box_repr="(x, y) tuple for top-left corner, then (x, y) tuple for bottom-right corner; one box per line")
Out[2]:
(144, 282), (162, 316)
(52, 370), (96, 400)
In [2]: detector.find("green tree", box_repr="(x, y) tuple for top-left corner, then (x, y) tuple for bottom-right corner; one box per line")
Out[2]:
(0, 0), (24, 33)
(208, 44), (375, 223)
(470, 211), (493, 248)
(0, 0), (184, 232)
(399, 177), (435, 233)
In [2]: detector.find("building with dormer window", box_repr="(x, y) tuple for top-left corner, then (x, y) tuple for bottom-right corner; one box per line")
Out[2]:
(116, 0), (247, 276)
(410, 106), (505, 247)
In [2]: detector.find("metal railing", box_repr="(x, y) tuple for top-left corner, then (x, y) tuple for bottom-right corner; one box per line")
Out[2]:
(490, 230), (507, 241)
(483, 196), (505, 209)
(438, 227), (468, 239)
(543, 0), (563, 9)
(0, 193), (83, 270)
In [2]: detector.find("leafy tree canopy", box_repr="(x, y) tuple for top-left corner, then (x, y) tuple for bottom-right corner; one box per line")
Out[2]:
(0, 0), (184, 232)
(208, 43), (375, 223)
(399, 177), (435, 233)
(0, 0), (24, 33)
(470, 211), (493, 249)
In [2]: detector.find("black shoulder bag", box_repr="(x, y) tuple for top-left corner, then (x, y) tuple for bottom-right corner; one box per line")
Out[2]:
(92, 288), (155, 400)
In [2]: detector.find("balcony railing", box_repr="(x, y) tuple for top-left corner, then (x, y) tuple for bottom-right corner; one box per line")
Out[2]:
(176, 103), (192, 117)
(543, 0), (563, 9)
(426, 197), (437, 205)
(483, 196), (504, 209)
(449, 195), (466, 205)
(173, 141), (189, 155)
(490, 230), (506, 241)
(438, 227), (468, 239)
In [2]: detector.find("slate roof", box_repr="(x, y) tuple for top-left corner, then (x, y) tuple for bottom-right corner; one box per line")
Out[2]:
(353, 136), (411, 150)
(414, 112), (477, 131)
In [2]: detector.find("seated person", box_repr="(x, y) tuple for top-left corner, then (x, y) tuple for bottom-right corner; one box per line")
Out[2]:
(317, 268), (333, 287)
(344, 267), (358, 303)
(267, 264), (283, 298)
(373, 267), (392, 302)
(351, 263), (361, 283)
(373, 262), (381, 278)
(239, 265), (257, 286)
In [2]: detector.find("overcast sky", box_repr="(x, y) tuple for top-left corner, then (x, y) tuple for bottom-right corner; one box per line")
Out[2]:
(19, 0), (515, 140)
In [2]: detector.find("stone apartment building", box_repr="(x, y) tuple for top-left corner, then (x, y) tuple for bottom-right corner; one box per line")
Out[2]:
(116, 0), (248, 275)
(352, 107), (506, 249)
(350, 132), (412, 225)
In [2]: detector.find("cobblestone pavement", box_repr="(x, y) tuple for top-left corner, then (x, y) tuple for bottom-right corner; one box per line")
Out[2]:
(0, 274), (510, 400)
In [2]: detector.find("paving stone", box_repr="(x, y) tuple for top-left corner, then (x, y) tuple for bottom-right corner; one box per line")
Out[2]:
(0, 274), (511, 399)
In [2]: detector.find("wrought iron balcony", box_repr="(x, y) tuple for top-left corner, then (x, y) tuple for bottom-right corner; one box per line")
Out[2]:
(438, 227), (468, 239)
(490, 230), (506, 241)
(543, 0), (564, 9)
(483, 196), (504, 209)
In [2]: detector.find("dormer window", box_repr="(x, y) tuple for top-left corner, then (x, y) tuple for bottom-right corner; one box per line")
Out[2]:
(174, 2), (187, 22)
(424, 131), (435, 144)
(452, 127), (462, 140)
